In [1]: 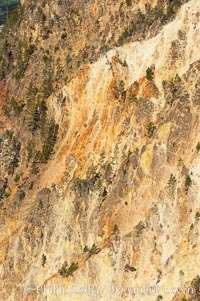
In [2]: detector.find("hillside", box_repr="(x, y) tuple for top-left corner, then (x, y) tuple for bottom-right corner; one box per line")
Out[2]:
(0, 0), (200, 300)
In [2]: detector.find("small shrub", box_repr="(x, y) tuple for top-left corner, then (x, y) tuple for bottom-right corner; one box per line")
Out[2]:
(37, 199), (43, 210)
(118, 58), (128, 67)
(162, 80), (167, 88)
(29, 182), (34, 190)
(146, 67), (153, 80)
(66, 54), (72, 64)
(42, 62), (53, 99)
(42, 254), (46, 267)
(122, 60), (128, 67)
(196, 142), (200, 151)
(83, 246), (89, 253)
(83, 244), (100, 257)
(118, 80), (125, 94)
(190, 223), (194, 230)
(54, 46), (59, 52)
(147, 122), (155, 138)
(124, 264), (136, 272)
(19, 190), (25, 200)
(129, 89), (137, 103)
(126, 0), (132, 6)
(112, 224), (119, 234)
(27, 105), (41, 133)
(27, 140), (35, 161)
(82, 50), (88, 61)
(61, 32), (67, 39)
(195, 212), (200, 219)
(168, 174), (176, 186)
(31, 166), (40, 175)
(118, 28), (130, 45)
(14, 174), (20, 182)
(113, 80), (126, 99)
(185, 175), (192, 193)
(177, 158), (184, 168)
(26, 44), (36, 56)
(135, 221), (145, 236)
(58, 262), (78, 277)
(191, 275), (200, 297)
(89, 243), (100, 256)
(43, 55), (49, 63)
(175, 73), (181, 82)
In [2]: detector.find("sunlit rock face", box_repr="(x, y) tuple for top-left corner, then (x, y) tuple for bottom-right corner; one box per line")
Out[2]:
(0, 0), (200, 300)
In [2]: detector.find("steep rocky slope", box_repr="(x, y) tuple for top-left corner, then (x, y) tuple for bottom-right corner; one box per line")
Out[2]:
(0, 0), (200, 300)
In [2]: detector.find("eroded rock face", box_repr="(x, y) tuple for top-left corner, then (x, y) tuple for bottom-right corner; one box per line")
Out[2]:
(0, 0), (200, 300)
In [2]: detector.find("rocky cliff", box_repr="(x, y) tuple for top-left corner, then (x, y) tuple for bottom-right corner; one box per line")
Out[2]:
(0, 0), (200, 300)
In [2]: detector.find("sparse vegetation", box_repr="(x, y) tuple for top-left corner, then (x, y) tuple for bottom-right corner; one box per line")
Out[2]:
(1, 3), (24, 33)
(14, 40), (36, 80)
(3, 97), (24, 117)
(0, 0), (196, 294)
